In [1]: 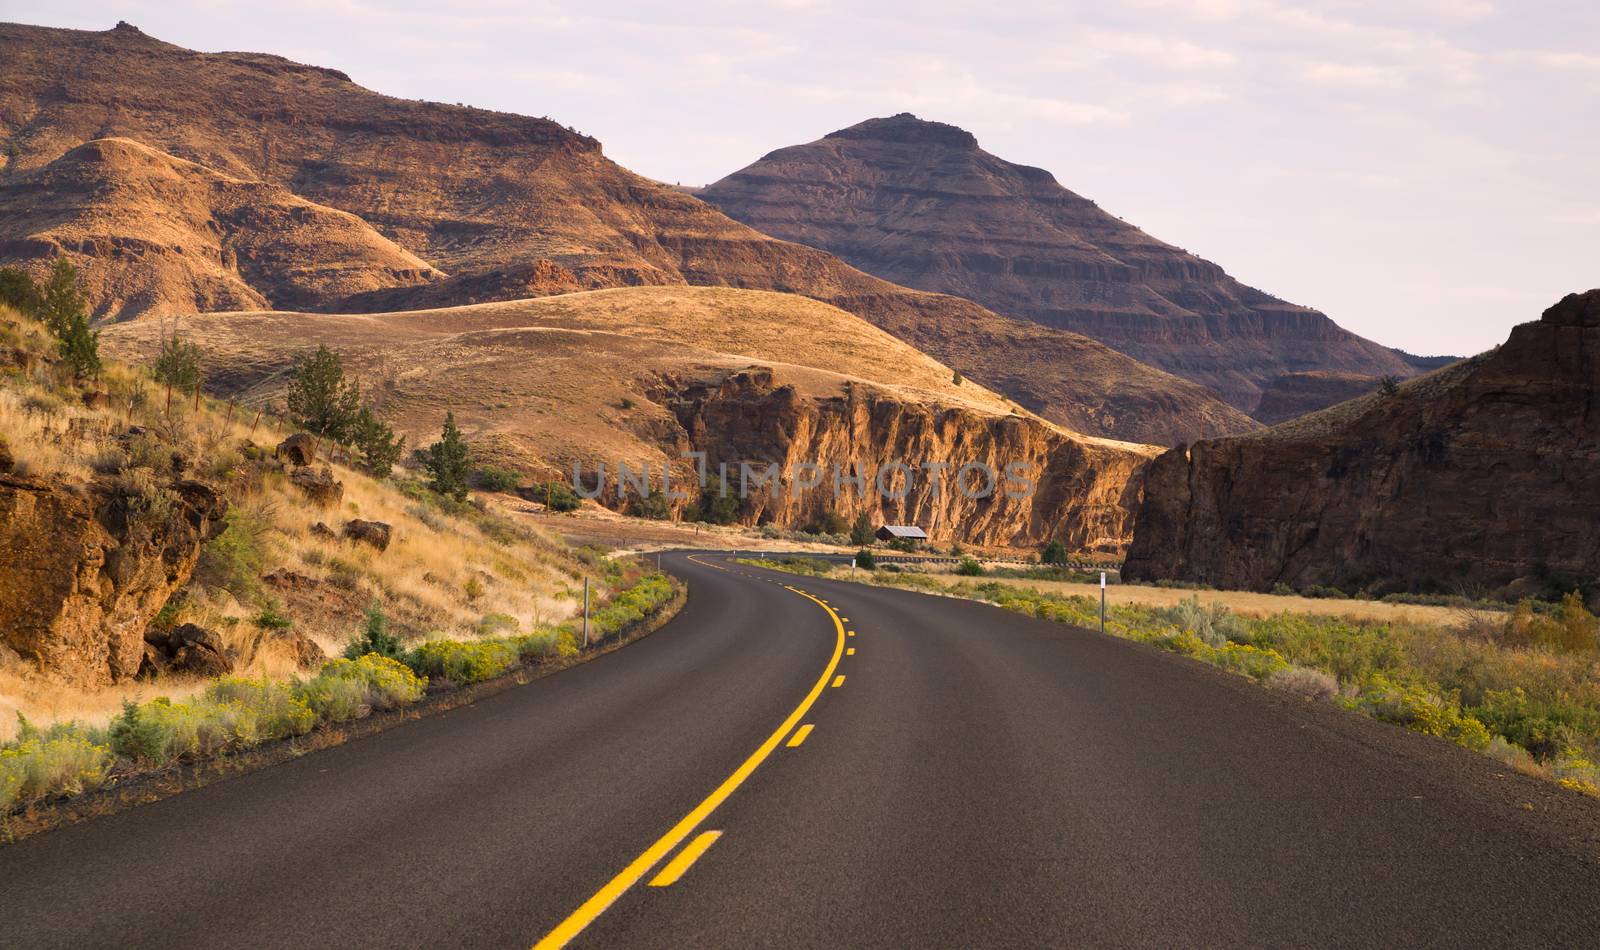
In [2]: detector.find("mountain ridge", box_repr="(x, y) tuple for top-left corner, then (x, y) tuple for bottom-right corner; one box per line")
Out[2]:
(700, 112), (1429, 417)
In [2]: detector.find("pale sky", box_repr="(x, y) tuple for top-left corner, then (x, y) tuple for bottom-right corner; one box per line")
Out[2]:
(7, 1), (1597, 356)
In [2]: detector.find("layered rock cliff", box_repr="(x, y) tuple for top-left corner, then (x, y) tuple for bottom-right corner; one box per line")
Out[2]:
(653, 370), (1147, 550)
(701, 113), (1420, 416)
(0, 22), (1250, 445)
(1123, 291), (1600, 594)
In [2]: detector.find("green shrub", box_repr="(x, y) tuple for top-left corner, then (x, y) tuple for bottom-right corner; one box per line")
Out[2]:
(196, 508), (270, 602)
(1155, 596), (1249, 648)
(634, 489), (671, 520)
(304, 654), (426, 713)
(854, 548), (876, 570)
(406, 639), (518, 685)
(1300, 584), (1350, 600)
(1, 717), (112, 813)
(531, 481), (581, 512)
(1040, 539), (1068, 566)
(475, 613), (521, 637)
(1350, 675), (1492, 751)
(473, 466), (522, 493)
(343, 602), (403, 660)
(254, 607), (294, 630)
(955, 557), (985, 577)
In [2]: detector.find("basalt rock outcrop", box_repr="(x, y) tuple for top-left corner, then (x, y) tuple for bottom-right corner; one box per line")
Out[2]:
(701, 113), (1424, 417)
(0, 471), (228, 686)
(1124, 291), (1600, 594)
(0, 22), (1248, 445)
(655, 370), (1150, 551)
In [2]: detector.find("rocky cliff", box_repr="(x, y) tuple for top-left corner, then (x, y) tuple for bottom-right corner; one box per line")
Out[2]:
(1251, 372), (1384, 426)
(1123, 291), (1600, 594)
(0, 22), (1250, 445)
(659, 370), (1146, 550)
(701, 113), (1420, 416)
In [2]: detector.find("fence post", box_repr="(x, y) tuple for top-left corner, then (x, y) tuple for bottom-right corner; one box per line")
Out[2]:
(1100, 571), (1106, 635)
(582, 577), (590, 648)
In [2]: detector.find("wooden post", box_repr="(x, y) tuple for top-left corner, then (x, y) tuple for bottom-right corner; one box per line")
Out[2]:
(164, 380), (172, 416)
(249, 408), (263, 439)
(193, 383), (201, 414)
(225, 400), (236, 426)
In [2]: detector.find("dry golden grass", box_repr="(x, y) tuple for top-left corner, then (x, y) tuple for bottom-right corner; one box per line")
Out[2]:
(896, 572), (1477, 625)
(1, 307), (595, 740)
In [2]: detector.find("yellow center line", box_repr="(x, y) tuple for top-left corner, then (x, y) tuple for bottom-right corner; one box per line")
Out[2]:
(847, 630), (855, 637)
(647, 831), (722, 887)
(846, 647), (855, 656)
(831, 675), (846, 688)
(532, 555), (846, 949)
(786, 724), (815, 748)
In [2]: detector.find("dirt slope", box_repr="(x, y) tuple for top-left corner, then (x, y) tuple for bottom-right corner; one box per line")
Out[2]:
(0, 21), (1251, 445)
(0, 137), (440, 318)
(700, 113), (1420, 415)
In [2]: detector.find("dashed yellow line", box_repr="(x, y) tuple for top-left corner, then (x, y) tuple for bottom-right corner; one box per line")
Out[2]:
(786, 724), (814, 747)
(831, 675), (846, 688)
(846, 647), (855, 656)
(648, 831), (722, 887)
(532, 555), (847, 949)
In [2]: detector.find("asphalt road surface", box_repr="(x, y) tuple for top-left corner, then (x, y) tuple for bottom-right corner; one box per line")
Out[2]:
(5, 552), (1600, 948)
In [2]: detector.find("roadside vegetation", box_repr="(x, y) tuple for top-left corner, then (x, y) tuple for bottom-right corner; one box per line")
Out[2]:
(742, 558), (1600, 799)
(1, 569), (675, 817)
(0, 262), (683, 821)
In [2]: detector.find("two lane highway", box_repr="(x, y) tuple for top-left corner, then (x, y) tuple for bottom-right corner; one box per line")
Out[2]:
(4, 552), (1600, 947)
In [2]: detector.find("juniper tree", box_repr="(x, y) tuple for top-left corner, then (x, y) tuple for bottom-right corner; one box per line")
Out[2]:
(423, 411), (471, 501)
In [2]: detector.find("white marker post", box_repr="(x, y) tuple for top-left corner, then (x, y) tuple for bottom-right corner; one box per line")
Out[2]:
(582, 577), (591, 648)
(1099, 571), (1106, 635)
(851, 556), (857, 577)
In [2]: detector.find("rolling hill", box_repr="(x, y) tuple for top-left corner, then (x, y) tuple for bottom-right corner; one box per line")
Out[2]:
(101, 286), (1157, 551)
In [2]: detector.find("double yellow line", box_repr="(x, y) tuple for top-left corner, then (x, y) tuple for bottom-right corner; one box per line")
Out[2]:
(532, 555), (846, 948)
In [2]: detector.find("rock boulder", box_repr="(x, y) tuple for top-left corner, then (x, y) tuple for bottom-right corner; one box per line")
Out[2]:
(0, 472), (229, 685)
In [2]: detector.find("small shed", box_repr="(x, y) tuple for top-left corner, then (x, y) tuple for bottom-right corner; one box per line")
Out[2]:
(875, 524), (929, 542)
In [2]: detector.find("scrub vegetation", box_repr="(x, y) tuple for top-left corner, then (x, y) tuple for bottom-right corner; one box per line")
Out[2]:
(743, 558), (1600, 798)
(1, 572), (677, 817)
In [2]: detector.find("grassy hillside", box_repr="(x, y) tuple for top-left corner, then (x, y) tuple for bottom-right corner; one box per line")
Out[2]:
(0, 301), (618, 737)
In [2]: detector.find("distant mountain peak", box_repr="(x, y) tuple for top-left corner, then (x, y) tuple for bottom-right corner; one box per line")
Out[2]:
(826, 113), (978, 149)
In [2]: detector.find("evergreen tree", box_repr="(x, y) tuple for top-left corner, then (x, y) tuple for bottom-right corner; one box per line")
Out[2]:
(38, 258), (87, 337)
(1040, 539), (1068, 566)
(423, 411), (471, 501)
(287, 345), (360, 442)
(34, 259), (99, 380)
(153, 330), (203, 394)
(351, 406), (406, 478)
(0, 265), (40, 315)
(850, 511), (875, 546)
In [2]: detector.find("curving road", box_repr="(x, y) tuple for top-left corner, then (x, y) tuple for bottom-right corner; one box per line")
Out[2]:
(4, 552), (1600, 948)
